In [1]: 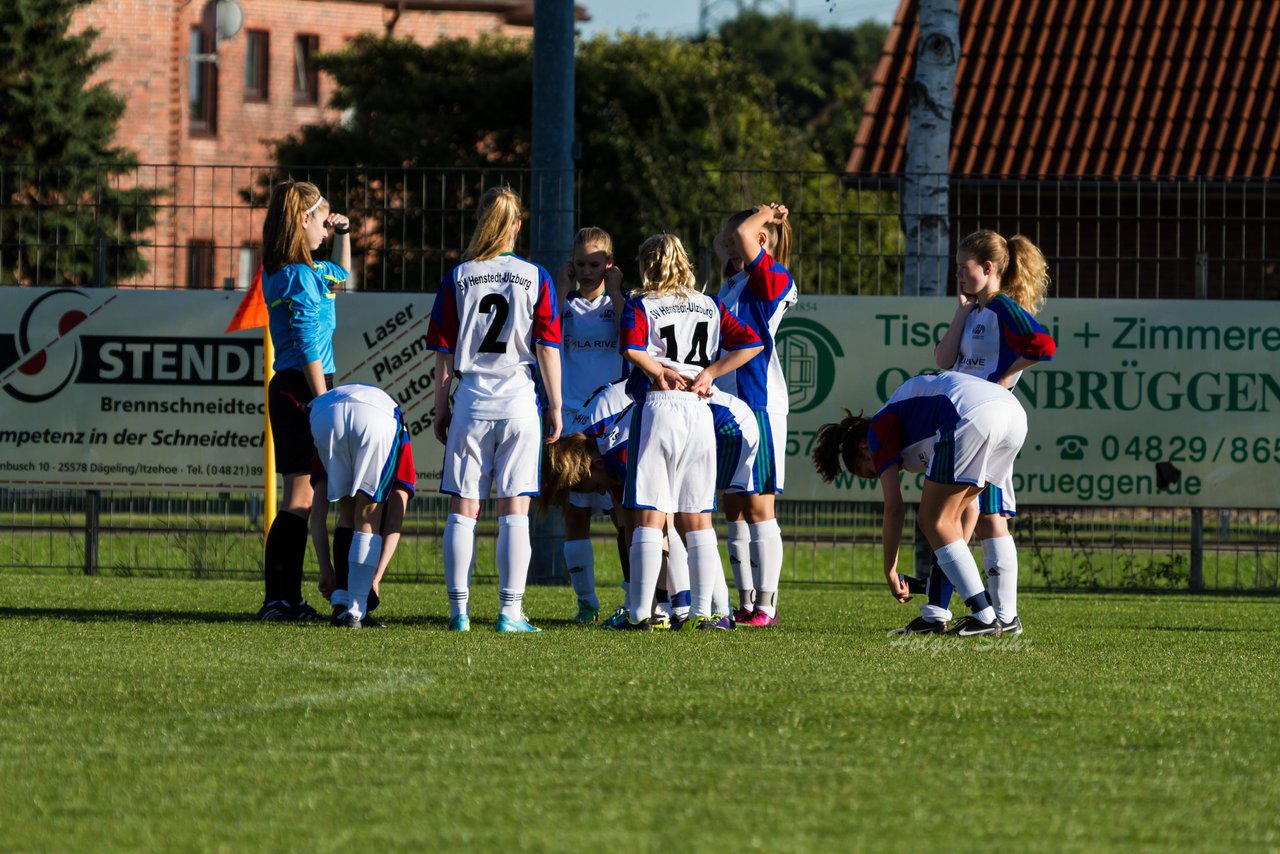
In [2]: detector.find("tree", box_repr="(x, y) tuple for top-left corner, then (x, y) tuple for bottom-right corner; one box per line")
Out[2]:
(0, 0), (158, 286)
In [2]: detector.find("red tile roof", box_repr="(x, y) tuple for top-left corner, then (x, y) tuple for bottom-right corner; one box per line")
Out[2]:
(847, 0), (1280, 177)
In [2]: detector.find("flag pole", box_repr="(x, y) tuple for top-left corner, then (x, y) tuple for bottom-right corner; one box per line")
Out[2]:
(263, 328), (276, 531)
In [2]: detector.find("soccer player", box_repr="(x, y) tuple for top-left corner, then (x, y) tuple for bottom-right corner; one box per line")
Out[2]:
(307, 384), (416, 628)
(257, 180), (351, 622)
(555, 226), (626, 623)
(933, 229), (1056, 634)
(426, 186), (562, 633)
(712, 204), (798, 627)
(812, 371), (1028, 637)
(620, 233), (762, 630)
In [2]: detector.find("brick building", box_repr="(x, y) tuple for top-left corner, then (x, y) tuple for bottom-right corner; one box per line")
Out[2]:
(72, 0), (586, 289)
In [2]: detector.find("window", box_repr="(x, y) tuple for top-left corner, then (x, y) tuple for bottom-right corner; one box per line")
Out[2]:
(189, 26), (218, 134)
(294, 34), (319, 104)
(187, 240), (215, 289)
(238, 244), (261, 290)
(244, 30), (269, 102)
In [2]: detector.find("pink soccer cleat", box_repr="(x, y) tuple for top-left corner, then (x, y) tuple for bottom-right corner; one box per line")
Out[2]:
(738, 610), (778, 628)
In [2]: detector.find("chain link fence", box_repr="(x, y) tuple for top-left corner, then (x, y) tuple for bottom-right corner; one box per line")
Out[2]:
(2, 163), (1278, 591)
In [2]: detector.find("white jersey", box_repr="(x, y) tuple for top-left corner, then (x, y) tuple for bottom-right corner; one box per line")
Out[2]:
(621, 290), (760, 379)
(425, 253), (560, 419)
(712, 249), (798, 413)
(561, 290), (624, 412)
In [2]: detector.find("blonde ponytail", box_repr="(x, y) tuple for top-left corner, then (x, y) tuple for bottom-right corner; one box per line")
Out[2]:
(262, 180), (323, 273)
(958, 229), (1050, 315)
(465, 186), (522, 262)
(634, 233), (697, 300)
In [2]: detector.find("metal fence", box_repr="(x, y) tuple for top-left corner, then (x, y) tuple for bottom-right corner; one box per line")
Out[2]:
(2, 163), (1278, 591)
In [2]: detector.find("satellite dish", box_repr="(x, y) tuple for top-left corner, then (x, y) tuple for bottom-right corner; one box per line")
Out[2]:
(201, 0), (244, 44)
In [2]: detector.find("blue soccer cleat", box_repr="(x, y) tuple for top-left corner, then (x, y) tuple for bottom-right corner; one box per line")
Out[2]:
(495, 614), (543, 634)
(449, 614), (471, 632)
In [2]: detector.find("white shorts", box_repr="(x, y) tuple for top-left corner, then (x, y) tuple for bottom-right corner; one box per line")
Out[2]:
(441, 411), (542, 499)
(568, 490), (614, 513)
(708, 390), (760, 494)
(928, 397), (1028, 513)
(623, 391), (716, 514)
(310, 396), (402, 503)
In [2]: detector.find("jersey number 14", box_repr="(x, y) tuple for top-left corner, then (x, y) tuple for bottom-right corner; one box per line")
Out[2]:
(658, 321), (711, 367)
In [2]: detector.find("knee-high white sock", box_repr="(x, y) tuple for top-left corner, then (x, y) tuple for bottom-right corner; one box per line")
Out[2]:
(934, 540), (995, 624)
(444, 513), (476, 619)
(983, 535), (1019, 623)
(726, 520), (753, 609)
(628, 527), (663, 623)
(665, 528), (690, 615)
(685, 528), (720, 618)
(749, 519), (783, 617)
(347, 532), (382, 621)
(711, 564), (731, 615)
(564, 538), (599, 608)
(497, 515), (532, 620)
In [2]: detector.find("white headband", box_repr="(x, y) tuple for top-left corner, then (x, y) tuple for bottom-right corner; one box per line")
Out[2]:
(304, 196), (326, 215)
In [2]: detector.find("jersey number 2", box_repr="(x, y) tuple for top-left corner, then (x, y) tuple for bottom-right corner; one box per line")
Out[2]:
(658, 321), (711, 367)
(478, 294), (510, 354)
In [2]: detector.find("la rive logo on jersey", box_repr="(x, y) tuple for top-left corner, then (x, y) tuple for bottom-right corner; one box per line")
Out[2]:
(0, 289), (262, 403)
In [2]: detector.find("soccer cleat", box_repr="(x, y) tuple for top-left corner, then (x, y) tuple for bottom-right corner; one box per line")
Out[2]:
(998, 615), (1023, 636)
(732, 607), (755, 624)
(648, 613), (671, 631)
(449, 614), (471, 632)
(946, 615), (1003, 637)
(256, 600), (295, 621)
(697, 613), (735, 631)
(495, 614), (543, 634)
(333, 611), (361, 629)
(329, 604), (347, 626)
(738, 610), (778, 628)
(573, 601), (600, 623)
(669, 612), (691, 632)
(289, 600), (326, 622)
(893, 616), (949, 635)
(600, 606), (629, 629)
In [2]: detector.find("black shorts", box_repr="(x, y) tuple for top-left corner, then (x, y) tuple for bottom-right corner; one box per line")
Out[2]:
(268, 369), (334, 475)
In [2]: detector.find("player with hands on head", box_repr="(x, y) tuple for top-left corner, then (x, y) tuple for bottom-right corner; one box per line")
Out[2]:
(711, 202), (798, 627)
(618, 233), (762, 630)
(554, 227), (627, 623)
(812, 371), (1028, 637)
(932, 229), (1056, 635)
(426, 186), (562, 634)
(256, 180), (352, 622)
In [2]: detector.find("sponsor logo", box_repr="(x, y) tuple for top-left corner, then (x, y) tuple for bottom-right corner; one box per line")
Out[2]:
(776, 317), (844, 414)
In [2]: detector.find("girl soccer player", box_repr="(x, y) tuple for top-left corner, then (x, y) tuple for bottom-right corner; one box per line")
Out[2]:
(308, 384), (416, 628)
(812, 371), (1028, 637)
(933, 230), (1056, 634)
(426, 186), (562, 633)
(620, 233), (762, 630)
(555, 227), (626, 622)
(257, 180), (350, 622)
(712, 203), (798, 627)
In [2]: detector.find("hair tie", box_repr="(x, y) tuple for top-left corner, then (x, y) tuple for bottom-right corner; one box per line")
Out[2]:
(304, 197), (325, 215)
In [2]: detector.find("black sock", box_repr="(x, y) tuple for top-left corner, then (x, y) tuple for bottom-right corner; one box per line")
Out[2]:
(333, 525), (354, 597)
(616, 527), (630, 583)
(263, 510), (308, 604)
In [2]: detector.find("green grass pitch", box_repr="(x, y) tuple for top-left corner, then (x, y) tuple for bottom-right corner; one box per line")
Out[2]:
(2, 573), (1279, 851)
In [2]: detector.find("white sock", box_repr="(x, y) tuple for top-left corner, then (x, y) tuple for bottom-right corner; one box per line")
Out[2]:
(983, 535), (1019, 623)
(665, 528), (690, 613)
(934, 540), (995, 624)
(564, 538), (599, 608)
(444, 513), (476, 618)
(727, 520), (751, 605)
(749, 519), (783, 617)
(711, 566), (731, 615)
(347, 532), (382, 621)
(497, 515), (532, 620)
(685, 528), (720, 618)
(628, 527), (663, 623)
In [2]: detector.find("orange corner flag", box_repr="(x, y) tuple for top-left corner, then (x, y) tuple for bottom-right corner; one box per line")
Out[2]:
(225, 267), (269, 333)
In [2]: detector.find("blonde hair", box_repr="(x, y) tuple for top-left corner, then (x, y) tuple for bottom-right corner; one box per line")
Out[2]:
(958, 230), (1050, 314)
(465, 186), (522, 261)
(634, 233), (697, 300)
(726, 206), (793, 269)
(572, 226), (614, 261)
(262, 180), (324, 273)
(537, 433), (596, 514)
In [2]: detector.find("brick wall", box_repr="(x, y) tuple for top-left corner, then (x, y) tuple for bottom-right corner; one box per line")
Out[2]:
(70, 0), (533, 288)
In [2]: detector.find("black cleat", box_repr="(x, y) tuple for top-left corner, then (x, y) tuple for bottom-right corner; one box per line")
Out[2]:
(333, 611), (362, 629)
(893, 616), (949, 635)
(289, 600), (325, 622)
(998, 615), (1023, 636)
(256, 600), (295, 621)
(330, 604), (348, 626)
(946, 615), (1003, 637)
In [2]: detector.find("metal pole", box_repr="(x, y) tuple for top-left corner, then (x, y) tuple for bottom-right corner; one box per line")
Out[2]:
(263, 329), (276, 531)
(83, 489), (101, 576)
(528, 0), (575, 585)
(1189, 508), (1204, 592)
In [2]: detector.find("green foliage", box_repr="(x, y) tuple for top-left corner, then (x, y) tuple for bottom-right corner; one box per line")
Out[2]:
(0, 0), (158, 285)
(4, 575), (1280, 849)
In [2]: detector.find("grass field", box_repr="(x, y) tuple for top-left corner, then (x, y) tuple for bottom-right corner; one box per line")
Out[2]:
(3, 572), (1279, 852)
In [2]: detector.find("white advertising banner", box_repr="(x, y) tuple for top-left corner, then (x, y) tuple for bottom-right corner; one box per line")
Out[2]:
(2, 288), (1276, 507)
